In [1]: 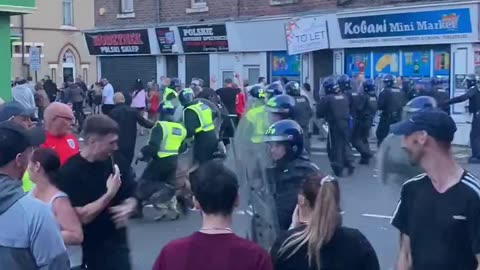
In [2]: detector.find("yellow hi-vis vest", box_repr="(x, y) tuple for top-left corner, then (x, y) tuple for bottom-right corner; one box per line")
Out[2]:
(22, 172), (34, 192)
(184, 102), (214, 133)
(154, 121), (187, 158)
(163, 87), (177, 102)
(245, 105), (266, 143)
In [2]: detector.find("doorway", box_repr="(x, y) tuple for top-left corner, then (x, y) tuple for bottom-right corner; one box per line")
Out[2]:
(62, 49), (76, 82)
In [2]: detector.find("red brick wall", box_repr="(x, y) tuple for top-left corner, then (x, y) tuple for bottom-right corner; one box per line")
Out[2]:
(95, 0), (158, 28)
(95, 0), (439, 28)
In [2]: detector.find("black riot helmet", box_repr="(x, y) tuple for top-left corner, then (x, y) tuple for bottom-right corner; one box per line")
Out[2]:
(170, 78), (181, 89)
(362, 79), (376, 96)
(465, 74), (478, 88)
(382, 74), (397, 88)
(402, 96), (437, 119)
(263, 119), (304, 159)
(265, 94), (296, 120)
(285, 81), (301, 96)
(159, 101), (176, 122)
(266, 83), (283, 99)
(322, 76), (338, 95)
(337, 74), (351, 92)
(178, 88), (195, 106)
(249, 85), (266, 100)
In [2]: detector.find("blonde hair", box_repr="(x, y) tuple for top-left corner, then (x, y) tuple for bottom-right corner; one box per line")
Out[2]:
(113, 92), (125, 104)
(276, 174), (340, 269)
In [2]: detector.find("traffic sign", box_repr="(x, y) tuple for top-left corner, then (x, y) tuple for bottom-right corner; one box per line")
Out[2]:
(29, 47), (41, 71)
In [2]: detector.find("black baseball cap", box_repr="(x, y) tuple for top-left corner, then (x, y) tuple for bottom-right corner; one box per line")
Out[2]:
(391, 108), (457, 142)
(0, 101), (35, 122)
(0, 121), (45, 167)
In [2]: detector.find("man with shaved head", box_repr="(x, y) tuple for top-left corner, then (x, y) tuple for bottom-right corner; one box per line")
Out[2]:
(42, 102), (79, 164)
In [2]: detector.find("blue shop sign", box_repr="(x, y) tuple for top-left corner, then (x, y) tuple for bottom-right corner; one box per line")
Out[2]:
(338, 8), (472, 39)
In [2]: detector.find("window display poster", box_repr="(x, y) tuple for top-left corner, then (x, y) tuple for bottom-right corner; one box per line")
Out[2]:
(373, 52), (399, 77)
(433, 50), (450, 76)
(346, 52), (371, 78)
(271, 51), (301, 77)
(402, 51), (430, 77)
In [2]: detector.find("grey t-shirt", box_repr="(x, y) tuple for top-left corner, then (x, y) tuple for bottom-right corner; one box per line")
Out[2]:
(0, 175), (69, 270)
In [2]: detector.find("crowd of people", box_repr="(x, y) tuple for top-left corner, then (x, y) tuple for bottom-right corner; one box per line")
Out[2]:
(1, 71), (480, 270)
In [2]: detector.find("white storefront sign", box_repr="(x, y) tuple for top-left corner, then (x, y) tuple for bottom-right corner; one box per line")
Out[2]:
(285, 16), (329, 55)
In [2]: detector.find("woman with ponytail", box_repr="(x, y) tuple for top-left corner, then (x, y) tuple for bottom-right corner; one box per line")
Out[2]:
(28, 147), (83, 269)
(271, 173), (379, 270)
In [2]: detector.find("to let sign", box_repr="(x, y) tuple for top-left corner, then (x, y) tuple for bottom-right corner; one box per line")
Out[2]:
(84, 29), (151, 55)
(178, 24), (229, 53)
(285, 17), (329, 55)
(29, 47), (41, 72)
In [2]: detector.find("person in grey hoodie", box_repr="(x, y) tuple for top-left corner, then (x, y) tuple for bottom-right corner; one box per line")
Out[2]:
(0, 121), (69, 270)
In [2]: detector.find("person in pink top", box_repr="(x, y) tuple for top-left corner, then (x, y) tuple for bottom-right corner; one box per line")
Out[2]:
(131, 79), (147, 135)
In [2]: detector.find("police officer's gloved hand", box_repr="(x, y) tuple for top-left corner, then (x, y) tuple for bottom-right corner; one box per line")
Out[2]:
(140, 145), (158, 161)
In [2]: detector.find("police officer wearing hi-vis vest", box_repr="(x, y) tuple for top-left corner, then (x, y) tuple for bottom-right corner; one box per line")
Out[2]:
(179, 88), (218, 164)
(136, 101), (187, 220)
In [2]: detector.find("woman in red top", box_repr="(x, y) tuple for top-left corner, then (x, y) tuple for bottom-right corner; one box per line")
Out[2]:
(235, 91), (246, 118)
(148, 84), (160, 122)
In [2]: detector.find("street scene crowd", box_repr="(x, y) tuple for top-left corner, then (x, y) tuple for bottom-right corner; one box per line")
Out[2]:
(1, 72), (480, 270)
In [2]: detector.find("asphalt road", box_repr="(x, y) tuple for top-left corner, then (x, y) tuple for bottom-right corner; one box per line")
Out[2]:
(89, 134), (478, 270)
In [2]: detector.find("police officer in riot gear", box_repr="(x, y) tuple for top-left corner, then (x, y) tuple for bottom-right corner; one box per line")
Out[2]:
(376, 74), (407, 146)
(179, 88), (218, 165)
(377, 96), (437, 186)
(337, 74), (352, 95)
(265, 94), (296, 122)
(443, 74), (480, 163)
(430, 76), (450, 114)
(263, 119), (319, 231)
(351, 79), (377, 165)
(285, 81), (313, 153)
(317, 77), (355, 177)
(266, 83), (284, 100)
(136, 101), (187, 220)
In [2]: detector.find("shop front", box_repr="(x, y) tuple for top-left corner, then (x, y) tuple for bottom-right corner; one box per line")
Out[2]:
(328, 3), (479, 145)
(84, 28), (158, 91)
(0, 0), (36, 99)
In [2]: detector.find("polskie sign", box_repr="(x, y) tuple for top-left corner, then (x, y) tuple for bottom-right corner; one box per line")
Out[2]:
(178, 24), (229, 53)
(85, 29), (151, 56)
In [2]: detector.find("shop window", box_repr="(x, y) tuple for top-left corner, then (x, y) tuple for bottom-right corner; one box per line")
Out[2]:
(121, 0), (134, 13)
(187, 0), (208, 13)
(25, 45), (31, 54)
(62, 0), (73, 26)
(222, 71), (234, 84)
(13, 45), (21, 54)
(270, 0), (298, 6)
(246, 66), (260, 86)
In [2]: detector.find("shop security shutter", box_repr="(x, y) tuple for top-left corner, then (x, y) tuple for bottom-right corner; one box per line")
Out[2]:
(185, 54), (209, 87)
(100, 56), (156, 92)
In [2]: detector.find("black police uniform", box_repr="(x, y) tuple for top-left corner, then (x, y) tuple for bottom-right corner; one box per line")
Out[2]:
(431, 86), (450, 114)
(269, 157), (319, 230)
(376, 86), (407, 146)
(351, 91), (377, 163)
(445, 76), (480, 161)
(317, 91), (355, 176)
(263, 119), (319, 231)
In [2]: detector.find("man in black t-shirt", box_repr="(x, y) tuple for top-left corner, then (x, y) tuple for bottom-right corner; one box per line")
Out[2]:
(216, 78), (240, 145)
(390, 108), (480, 270)
(57, 115), (137, 270)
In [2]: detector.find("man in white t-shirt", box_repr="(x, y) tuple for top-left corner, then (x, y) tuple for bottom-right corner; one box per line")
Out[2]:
(101, 78), (115, 115)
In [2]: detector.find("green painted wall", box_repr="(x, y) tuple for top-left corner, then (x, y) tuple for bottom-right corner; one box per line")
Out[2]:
(0, 0), (35, 8)
(0, 15), (10, 100)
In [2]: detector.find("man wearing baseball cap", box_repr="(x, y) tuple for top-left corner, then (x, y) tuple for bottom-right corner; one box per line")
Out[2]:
(0, 121), (69, 269)
(0, 101), (35, 128)
(390, 108), (480, 270)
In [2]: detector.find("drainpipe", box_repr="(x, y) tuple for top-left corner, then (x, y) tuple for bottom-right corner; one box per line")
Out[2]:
(20, 15), (27, 77)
